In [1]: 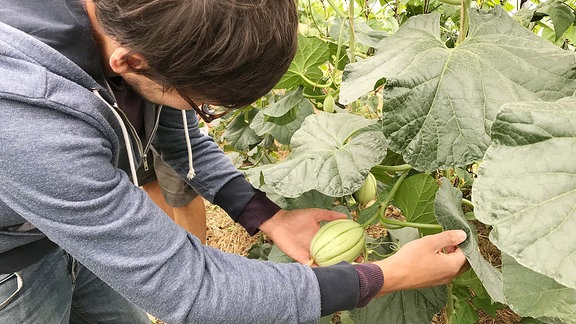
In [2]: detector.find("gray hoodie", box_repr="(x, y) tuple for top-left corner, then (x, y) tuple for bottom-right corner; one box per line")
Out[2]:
(0, 1), (337, 323)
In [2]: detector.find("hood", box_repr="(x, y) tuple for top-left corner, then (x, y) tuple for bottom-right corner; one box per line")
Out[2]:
(0, 21), (111, 105)
(0, 0), (105, 84)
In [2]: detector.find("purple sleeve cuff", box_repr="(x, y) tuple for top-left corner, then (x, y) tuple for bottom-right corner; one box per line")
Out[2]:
(213, 177), (281, 235)
(352, 263), (384, 307)
(235, 191), (281, 235)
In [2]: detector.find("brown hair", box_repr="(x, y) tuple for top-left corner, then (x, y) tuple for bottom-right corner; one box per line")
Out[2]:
(92, 0), (298, 107)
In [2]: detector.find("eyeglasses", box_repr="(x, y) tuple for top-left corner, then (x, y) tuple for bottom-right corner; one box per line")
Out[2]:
(181, 95), (232, 123)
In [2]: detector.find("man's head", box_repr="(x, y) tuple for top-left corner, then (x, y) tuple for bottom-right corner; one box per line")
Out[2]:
(91, 0), (298, 109)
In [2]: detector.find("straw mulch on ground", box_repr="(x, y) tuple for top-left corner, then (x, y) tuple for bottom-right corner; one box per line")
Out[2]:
(204, 201), (260, 256)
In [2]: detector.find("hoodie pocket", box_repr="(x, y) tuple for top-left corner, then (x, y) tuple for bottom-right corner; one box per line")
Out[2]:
(0, 272), (23, 311)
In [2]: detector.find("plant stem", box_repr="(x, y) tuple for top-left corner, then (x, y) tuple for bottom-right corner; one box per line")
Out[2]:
(380, 217), (444, 230)
(325, 0), (347, 18)
(378, 170), (409, 211)
(457, 0), (472, 44)
(302, 92), (327, 100)
(461, 198), (474, 209)
(347, 0), (357, 63)
(445, 284), (454, 324)
(300, 74), (333, 89)
(307, 0), (325, 37)
(332, 18), (347, 82)
(372, 164), (413, 173)
(362, 170), (410, 227)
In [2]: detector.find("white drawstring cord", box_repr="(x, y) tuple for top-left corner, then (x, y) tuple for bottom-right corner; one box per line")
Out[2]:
(93, 90), (140, 187)
(181, 110), (195, 180)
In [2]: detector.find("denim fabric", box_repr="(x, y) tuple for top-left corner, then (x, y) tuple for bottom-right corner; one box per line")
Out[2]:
(0, 248), (150, 324)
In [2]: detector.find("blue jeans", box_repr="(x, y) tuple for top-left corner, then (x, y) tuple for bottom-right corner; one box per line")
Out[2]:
(0, 248), (150, 323)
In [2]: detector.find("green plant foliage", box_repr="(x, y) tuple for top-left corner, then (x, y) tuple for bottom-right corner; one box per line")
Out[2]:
(503, 254), (576, 323)
(393, 173), (440, 235)
(223, 107), (262, 151)
(221, 1), (576, 321)
(267, 244), (295, 263)
(535, 0), (575, 40)
(435, 178), (507, 304)
(349, 285), (447, 323)
(250, 88), (314, 145)
(340, 6), (576, 171)
(357, 188), (390, 225)
(272, 189), (350, 216)
(247, 112), (387, 198)
(452, 269), (504, 319)
(453, 301), (479, 324)
(473, 98), (576, 291)
(275, 34), (330, 89)
(328, 17), (388, 48)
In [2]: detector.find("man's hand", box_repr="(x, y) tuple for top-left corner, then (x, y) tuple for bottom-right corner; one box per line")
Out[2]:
(374, 230), (469, 296)
(258, 208), (347, 264)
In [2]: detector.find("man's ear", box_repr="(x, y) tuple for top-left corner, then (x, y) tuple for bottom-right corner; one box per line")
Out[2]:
(109, 47), (149, 74)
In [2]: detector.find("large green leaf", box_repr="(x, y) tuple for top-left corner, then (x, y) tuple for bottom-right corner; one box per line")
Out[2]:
(435, 178), (507, 304)
(267, 189), (350, 216)
(223, 107), (262, 151)
(349, 286), (447, 324)
(503, 254), (576, 324)
(340, 7), (576, 171)
(275, 35), (330, 90)
(394, 173), (440, 235)
(250, 89), (314, 145)
(473, 98), (576, 291)
(248, 113), (387, 198)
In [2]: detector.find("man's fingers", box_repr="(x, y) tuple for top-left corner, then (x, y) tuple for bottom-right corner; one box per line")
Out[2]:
(315, 209), (347, 222)
(429, 230), (467, 250)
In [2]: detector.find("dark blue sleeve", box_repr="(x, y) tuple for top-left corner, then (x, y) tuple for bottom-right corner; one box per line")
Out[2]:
(213, 177), (280, 235)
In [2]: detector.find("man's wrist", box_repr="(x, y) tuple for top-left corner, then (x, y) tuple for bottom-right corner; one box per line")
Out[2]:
(374, 256), (404, 296)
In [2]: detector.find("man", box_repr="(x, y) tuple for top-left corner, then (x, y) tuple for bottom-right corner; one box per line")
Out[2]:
(0, 0), (468, 323)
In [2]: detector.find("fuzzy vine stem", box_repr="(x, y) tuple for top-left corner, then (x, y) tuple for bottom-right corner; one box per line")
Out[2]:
(306, 0), (325, 37)
(445, 284), (455, 324)
(379, 218), (444, 230)
(457, 0), (472, 44)
(362, 169), (410, 228)
(300, 73), (333, 89)
(461, 198), (474, 209)
(347, 0), (357, 63)
(325, 0), (347, 18)
(332, 16), (347, 82)
(302, 92), (327, 100)
(372, 164), (413, 173)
